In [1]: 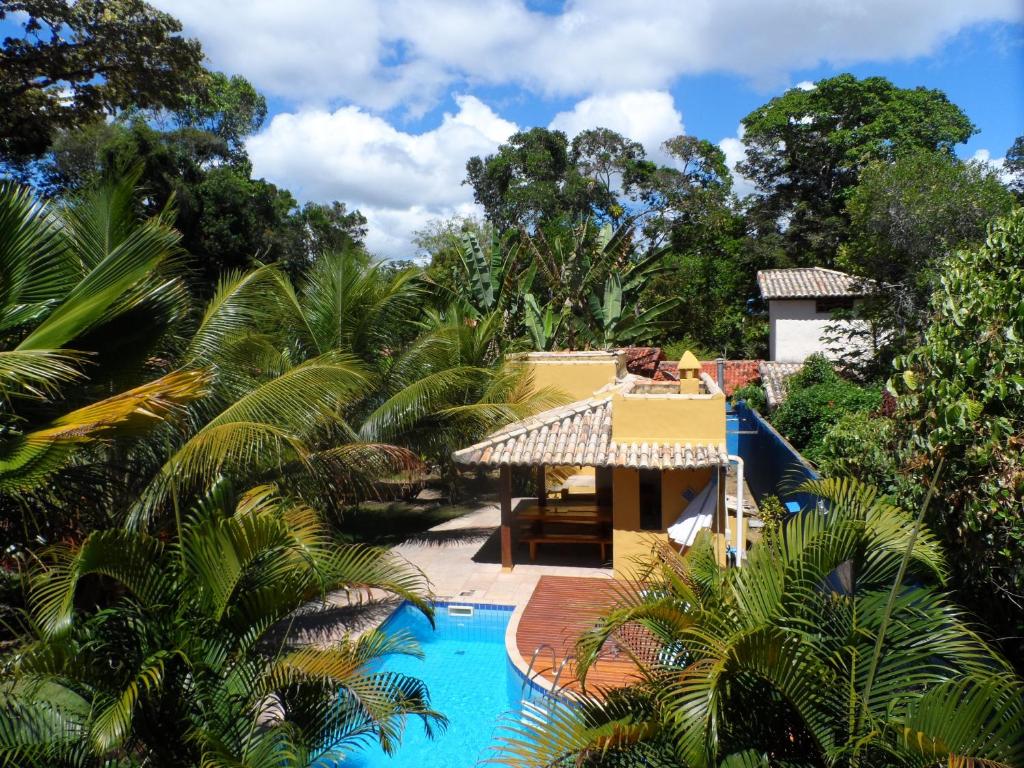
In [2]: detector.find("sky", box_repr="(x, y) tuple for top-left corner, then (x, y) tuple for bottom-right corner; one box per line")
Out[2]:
(150, 0), (1024, 259)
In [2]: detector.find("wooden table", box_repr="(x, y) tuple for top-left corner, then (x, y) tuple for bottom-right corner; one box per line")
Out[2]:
(517, 503), (612, 561)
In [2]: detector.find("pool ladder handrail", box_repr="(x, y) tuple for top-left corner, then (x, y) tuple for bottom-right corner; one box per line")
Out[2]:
(521, 643), (558, 700)
(549, 653), (575, 695)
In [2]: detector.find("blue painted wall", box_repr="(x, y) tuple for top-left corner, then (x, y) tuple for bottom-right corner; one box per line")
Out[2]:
(729, 402), (820, 511)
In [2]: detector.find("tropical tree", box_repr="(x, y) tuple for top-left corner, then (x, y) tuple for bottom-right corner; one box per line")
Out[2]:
(0, 480), (443, 767)
(0, 0), (205, 165)
(522, 220), (675, 350)
(889, 208), (1024, 668)
(493, 477), (1024, 767)
(359, 304), (566, 489)
(740, 74), (976, 265)
(126, 250), (425, 530)
(0, 180), (207, 551)
(836, 151), (1016, 367)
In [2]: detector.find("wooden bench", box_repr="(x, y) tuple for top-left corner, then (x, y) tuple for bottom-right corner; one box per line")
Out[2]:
(520, 532), (611, 561)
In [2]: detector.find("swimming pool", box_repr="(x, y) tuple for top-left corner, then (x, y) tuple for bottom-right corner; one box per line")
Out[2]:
(342, 601), (522, 767)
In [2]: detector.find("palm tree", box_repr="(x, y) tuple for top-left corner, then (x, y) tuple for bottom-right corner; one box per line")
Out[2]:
(0, 480), (444, 767)
(126, 251), (426, 529)
(493, 477), (1024, 767)
(0, 180), (207, 549)
(358, 303), (567, 490)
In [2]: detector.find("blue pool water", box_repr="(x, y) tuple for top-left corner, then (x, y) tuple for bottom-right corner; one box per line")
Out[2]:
(342, 602), (519, 767)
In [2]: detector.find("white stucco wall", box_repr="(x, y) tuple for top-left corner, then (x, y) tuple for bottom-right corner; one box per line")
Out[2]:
(768, 299), (870, 362)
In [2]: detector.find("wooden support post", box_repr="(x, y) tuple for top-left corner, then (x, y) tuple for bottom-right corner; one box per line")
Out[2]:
(499, 465), (514, 571)
(536, 465), (547, 507)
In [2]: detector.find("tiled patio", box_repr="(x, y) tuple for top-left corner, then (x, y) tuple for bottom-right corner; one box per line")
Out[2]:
(390, 500), (614, 607)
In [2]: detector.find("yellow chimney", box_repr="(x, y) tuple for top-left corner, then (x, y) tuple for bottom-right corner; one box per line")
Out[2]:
(678, 350), (701, 394)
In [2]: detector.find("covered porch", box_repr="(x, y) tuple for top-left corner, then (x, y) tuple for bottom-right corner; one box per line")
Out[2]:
(454, 394), (731, 574)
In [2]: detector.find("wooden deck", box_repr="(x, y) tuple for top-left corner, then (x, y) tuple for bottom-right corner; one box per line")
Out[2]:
(516, 575), (654, 694)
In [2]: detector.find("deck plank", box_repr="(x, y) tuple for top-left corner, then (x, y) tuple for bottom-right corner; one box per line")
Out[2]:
(516, 575), (648, 694)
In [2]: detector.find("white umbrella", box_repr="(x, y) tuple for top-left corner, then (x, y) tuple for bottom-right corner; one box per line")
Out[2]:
(667, 479), (717, 547)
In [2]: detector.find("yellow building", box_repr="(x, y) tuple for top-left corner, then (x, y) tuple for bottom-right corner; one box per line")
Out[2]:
(453, 350), (730, 576)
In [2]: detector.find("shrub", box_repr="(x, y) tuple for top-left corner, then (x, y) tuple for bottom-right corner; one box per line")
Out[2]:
(889, 208), (1024, 666)
(731, 382), (767, 412)
(757, 494), (787, 556)
(816, 410), (897, 488)
(771, 355), (881, 460)
(787, 352), (837, 388)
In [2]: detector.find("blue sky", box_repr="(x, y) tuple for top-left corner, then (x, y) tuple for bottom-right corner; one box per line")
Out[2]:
(24, 1), (1024, 258)
(384, 19), (1023, 163)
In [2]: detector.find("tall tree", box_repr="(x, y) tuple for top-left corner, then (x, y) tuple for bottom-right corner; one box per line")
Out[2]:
(838, 150), (1015, 363)
(890, 208), (1024, 669)
(465, 127), (615, 231)
(739, 74), (976, 265)
(0, 0), (204, 164)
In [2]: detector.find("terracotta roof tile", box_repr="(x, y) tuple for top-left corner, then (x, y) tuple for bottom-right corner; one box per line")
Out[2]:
(452, 396), (727, 470)
(623, 347), (665, 377)
(757, 267), (873, 300)
(759, 361), (803, 408)
(654, 360), (761, 396)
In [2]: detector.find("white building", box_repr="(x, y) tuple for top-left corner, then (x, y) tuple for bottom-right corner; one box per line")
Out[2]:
(757, 267), (873, 363)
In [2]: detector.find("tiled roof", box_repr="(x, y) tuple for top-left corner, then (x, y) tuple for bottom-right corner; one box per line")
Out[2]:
(757, 267), (873, 300)
(452, 396), (728, 470)
(654, 360), (761, 396)
(623, 347), (665, 377)
(759, 361), (803, 409)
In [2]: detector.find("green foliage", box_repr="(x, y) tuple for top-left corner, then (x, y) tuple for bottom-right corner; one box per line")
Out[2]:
(0, 179), (206, 543)
(1006, 134), (1024, 198)
(39, 119), (368, 291)
(771, 355), (880, 461)
(816, 410), (898, 489)
(889, 208), (1024, 665)
(0, 482), (442, 766)
(493, 478), (1024, 767)
(756, 494), (786, 555)
(465, 128), (597, 230)
(521, 219), (677, 350)
(837, 150), (1015, 366)
(0, 0), (205, 163)
(740, 73), (976, 265)
(730, 383), (766, 412)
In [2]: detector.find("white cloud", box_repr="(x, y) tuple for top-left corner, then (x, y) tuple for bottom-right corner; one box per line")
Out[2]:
(247, 95), (517, 258)
(548, 90), (685, 161)
(795, 80), (817, 91)
(718, 125), (757, 198)
(971, 147), (1013, 184)
(154, 0), (1022, 110)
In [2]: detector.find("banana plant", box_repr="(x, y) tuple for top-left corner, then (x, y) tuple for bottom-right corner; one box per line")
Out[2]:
(583, 271), (678, 348)
(523, 293), (562, 351)
(521, 219), (673, 349)
(457, 230), (527, 316)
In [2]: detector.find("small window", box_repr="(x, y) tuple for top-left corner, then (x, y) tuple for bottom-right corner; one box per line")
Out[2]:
(638, 470), (662, 531)
(815, 297), (854, 314)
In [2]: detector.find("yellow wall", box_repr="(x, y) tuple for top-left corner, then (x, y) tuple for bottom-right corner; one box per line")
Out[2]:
(610, 466), (716, 576)
(527, 360), (621, 401)
(612, 467), (640, 529)
(612, 529), (668, 578)
(679, 378), (701, 395)
(610, 392), (726, 444)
